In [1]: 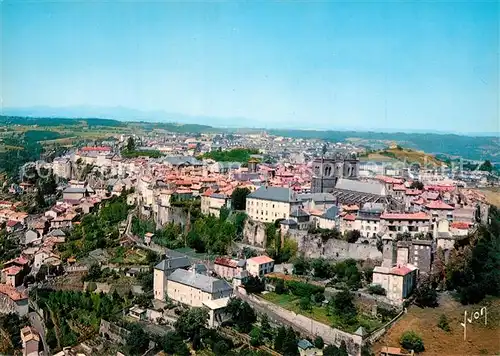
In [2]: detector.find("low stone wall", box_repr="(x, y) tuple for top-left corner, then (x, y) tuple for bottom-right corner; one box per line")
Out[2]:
(239, 292), (363, 356)
(365, 309), (405, 344)
(99, 319), (130, 345)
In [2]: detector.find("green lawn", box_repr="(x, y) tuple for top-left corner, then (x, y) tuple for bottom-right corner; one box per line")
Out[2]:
(109, 247), (147, 265)
(261, 292), (383, 333)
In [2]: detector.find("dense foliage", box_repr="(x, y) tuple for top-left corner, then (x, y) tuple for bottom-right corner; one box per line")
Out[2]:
(200, 148), (259, 162)
(400, 331), (425, 353)
(0, 313), (28, 355)
(439, 206), (500, 304)
(231, 187), (251, 210)
(58, 193), (131, 259)
(226, 298), (257, 333)
(36, 289), (130, 351)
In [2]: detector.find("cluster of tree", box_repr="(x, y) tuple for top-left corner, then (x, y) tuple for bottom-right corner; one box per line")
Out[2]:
(265, 223), (298, 263)
(231, 187), (251, 210)
(57, 192), (132, 259)
(432, 206), (500, 304)
(122, 137), (164, 158)
(293, 257), (364, 290)
(0, 225), (20, 264)
(199, 148), (260, 162)
(399, 331), (425, 353)
(36, 288), (130, 352)
(0, 313), (28, 355)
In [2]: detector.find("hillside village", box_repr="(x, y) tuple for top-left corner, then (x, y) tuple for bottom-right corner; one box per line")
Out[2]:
(0, 130), (498, 356)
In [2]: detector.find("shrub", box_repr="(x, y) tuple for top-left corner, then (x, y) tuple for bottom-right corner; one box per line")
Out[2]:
(367, 284), (386, 296)
(285, 280), (325, 297)
(414, 280), (438, 308)
(275, 279), (286, 294)
(299, 297), (312, 311)
(400, 331), (425, 353)
(86, 282), (97, 292)
(437, 314), (451, 332)
(314, 336), (324, 349)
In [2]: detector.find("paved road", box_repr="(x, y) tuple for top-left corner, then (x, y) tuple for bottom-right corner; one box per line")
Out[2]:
(29, 311), (49, 356)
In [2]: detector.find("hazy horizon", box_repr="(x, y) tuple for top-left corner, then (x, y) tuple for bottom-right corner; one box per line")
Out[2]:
(2, 2), (499, 134)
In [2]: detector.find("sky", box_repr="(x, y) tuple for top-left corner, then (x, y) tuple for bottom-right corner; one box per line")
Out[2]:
(1, 1), (499, 134)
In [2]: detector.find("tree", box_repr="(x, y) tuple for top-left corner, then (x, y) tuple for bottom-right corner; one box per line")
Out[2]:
(126, 324), (149, 355)
(226, 298), (257, 333)
(249, 327), (263, 346)
(260, 314), (272, 340)
(162, 331), (188, 355)
(314, 336), (324, 349)
(275, 278), (286, 294)
(282, 327), (299, 356)
(312, 258), (332, 278)
(85, 264), (102, 281)
(213, 340), (231, 356)
(175, 307), (209, 340)
(274, 326), (287, 353)
(410, 181), (424, 190)
(414, 278), (438, 308)
(323, 345), (348, 356)
(331, 289), (357, 326)
(344, 229), (361, 243)
(437, 314), (451, 332)
(244, 275), (265, 294)
(479, 160), (493, 172)
(231, 187), (251, 210)
(299, 296), (312, 311)
(400, 331), (425, 353)
(367, 284), (386, 296)
(126, 136), (136, 151)
(293, 256), (310, 275)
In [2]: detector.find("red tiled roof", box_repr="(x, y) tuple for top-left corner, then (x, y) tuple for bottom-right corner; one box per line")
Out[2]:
(391, 265), (414, 276)
(214, 257), (238, 268)
(393, 184), (406, 191)
(380, 212), (430, 220)
(6, 220), (20, 227)
(405, 189), (422, 196)
(2, 266), (22, 275)
(451, 221), (471, 230)
(425, 185), (455, 192)
(343, 214), (356, 221)
(80, 146), (112, 152)
(425, 200), (454, 210)
(248, 255), (274, 265)
(0, 284), (28, 301)
(376, 176), (403, 184)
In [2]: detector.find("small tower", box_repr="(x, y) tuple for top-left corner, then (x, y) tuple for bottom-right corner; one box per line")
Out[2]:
(248, 158), (259, 173)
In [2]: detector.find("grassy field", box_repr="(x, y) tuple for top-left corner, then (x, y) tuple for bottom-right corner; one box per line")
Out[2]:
(261, 292), (382, 333)
(374, 294), (500, 355)
(363, 147), (444, 167)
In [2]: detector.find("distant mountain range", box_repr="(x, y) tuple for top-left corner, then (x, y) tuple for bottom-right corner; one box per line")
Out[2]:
(1, 106), (499, 162)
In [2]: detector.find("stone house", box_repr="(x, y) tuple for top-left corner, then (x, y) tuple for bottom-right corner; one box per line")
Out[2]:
(246, 186), (300, 223)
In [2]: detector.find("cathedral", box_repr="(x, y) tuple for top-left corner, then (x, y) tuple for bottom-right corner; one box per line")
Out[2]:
(311, 152), (360, 193)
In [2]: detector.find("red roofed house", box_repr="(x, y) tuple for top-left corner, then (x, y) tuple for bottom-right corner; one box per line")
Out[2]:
(372, 264), (418, 305)
(380, 212), (431, 239)
(246, 255), (275, 277)
(425, 200), (454, 220)
(1, 266), (24, 287)
(6, 220), (23, 232)
(214, 257), (246, 280)
(0, 284), (29, 316)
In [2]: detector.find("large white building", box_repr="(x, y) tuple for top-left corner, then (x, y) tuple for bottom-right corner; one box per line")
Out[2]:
(246, 186), (300, 223)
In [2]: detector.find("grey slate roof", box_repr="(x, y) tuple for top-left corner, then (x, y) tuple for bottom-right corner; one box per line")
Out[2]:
(322, 205), (339, 220)
(290, 207), (309, 218)
(248, 186), (297, 203)
(335, 179), (386, 196)
(63, 187), (87, 194)
(154, 253), (191, 271)
(163, 156), (202, 166)
(167, 269), (232, 294)
(47, 229), (66, 237)
(298, 192), (336, 203)
(297, 339), (314, 350)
